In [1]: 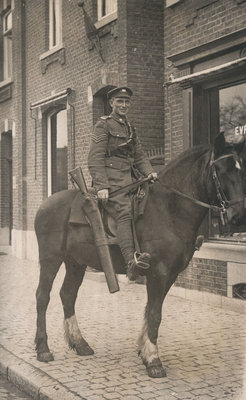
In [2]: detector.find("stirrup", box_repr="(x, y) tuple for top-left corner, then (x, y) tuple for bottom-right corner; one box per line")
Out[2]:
(134, 252), (151, 271)
(127, 252), (151, 281)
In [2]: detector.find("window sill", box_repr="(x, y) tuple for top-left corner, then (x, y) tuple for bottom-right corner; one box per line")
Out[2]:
(40, 44), (65, 74)
(39, 43), (65, 61)
(166, 0), (181, 7)
(195, 241), (246, 263)
(95, 11), (117, 30)
(0, 78), (13, 103)
(0, 77), (13, 89)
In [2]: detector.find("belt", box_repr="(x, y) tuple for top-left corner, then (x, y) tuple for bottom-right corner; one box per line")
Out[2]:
(106, 150), (133, 159)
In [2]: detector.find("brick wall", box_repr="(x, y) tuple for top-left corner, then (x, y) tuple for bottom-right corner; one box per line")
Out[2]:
(23, 0), (124, 230)
(175, 258), (227, 297)
(1, 1), (166, 235)
(163, 0), (246, 297)
(126, 0), (164, 151)
(20, 0), (166, 231)
(163, 0), (246, 163)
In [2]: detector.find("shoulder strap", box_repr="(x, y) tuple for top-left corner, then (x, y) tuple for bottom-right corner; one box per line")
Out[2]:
(100, 115), (111, 121)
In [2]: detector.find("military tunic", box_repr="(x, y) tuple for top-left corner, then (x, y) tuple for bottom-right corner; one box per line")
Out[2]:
(88, 112), (153, 221)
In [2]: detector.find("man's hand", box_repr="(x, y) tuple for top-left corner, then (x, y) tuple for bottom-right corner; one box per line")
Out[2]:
(147, 172), (158, 183)
(97, 189), (109, 203)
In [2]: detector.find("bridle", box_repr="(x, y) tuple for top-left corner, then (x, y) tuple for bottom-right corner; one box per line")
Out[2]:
(208, 152), (240, 225)
(109, 150), (244, 226)
(156, 150), (244, 226)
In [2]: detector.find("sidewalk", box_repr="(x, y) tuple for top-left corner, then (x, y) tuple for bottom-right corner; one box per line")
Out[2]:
(0, 246), (245, 400)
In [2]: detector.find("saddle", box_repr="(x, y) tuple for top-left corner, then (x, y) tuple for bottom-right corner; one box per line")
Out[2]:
(68, 183), (149, 246)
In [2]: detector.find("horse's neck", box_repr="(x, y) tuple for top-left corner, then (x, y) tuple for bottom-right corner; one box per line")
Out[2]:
(148, 147), (211, 238)
(159, 147), (211, 201)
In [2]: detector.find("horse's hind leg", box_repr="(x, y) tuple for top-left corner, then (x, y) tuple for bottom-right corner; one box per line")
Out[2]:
(35, 256), (62, 362)
(60, 256), (94, 356)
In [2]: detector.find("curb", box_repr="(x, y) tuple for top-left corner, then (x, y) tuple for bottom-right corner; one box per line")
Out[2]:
(0, 346), (84, 400)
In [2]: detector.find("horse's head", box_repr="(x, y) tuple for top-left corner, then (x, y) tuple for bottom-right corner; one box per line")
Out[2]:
(211, 132), (245, 225)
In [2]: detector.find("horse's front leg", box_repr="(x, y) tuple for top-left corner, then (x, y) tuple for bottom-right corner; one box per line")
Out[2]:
(138, 266), (174, 378)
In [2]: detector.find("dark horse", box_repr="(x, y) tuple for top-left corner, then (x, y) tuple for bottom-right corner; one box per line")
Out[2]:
(35, 133), (245, 378)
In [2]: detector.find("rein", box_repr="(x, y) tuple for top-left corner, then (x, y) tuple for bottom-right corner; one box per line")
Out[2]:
(156, 179), (221, 212)
(156, 152), (244, 226)
(109, 151), (244, 226)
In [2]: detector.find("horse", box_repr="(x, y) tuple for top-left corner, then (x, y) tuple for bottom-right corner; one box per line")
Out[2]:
(34, 132), (245, 378)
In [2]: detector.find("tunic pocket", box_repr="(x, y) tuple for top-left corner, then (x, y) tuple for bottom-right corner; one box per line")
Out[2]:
(105, 157), (124, 169)
(105, 157), (132, 188)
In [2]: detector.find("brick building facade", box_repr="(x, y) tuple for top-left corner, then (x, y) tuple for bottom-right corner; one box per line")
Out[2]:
(164, 0), (246, 305)
(0, 0), (246, 307)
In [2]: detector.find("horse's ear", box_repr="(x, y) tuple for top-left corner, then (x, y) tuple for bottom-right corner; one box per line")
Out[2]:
(214, 132), (245, 157)
(214, 132), (226, 157)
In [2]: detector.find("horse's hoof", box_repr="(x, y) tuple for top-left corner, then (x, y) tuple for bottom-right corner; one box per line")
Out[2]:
(145, 358), (166, 378)
(147, 364), (166, 378)
(75, 343), (94, 356)
(37, 351), (54, 363)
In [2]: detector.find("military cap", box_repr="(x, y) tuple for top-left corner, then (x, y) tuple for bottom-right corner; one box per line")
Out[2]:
(107, 86), (133, 100)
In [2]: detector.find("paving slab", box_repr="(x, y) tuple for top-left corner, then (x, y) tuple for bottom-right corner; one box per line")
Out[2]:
(0, 247), (245, 399)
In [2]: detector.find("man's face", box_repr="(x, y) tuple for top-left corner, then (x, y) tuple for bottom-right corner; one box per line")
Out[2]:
(110, 96), (131, 117)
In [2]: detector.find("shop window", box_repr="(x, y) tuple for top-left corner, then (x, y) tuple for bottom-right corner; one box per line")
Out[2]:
(47, 109), (68, 195)
(49, 0), (62, 50)
(97, 0), (117, 21)
(208, 81), (246, 242)
(0, 0), (13, 82)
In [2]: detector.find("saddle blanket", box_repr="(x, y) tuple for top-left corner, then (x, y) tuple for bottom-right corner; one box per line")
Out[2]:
(68, 184), (149, 229)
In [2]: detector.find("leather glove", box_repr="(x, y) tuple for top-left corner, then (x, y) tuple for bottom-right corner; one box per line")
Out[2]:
(147, 172), (158, 183)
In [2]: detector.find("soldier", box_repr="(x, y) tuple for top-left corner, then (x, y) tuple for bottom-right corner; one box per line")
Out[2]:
(88, 86), (157, 280)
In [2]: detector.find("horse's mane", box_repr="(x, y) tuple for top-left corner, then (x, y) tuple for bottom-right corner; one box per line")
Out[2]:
(158, 144), (211, 179)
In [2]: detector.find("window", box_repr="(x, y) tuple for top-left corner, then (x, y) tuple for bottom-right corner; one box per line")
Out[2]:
(97, 0), (117, 21)
(0, 0), (13, 81)
(49, 0), (62, 50)
(47, 109), (68, 196)
(208, 81), (246, 242)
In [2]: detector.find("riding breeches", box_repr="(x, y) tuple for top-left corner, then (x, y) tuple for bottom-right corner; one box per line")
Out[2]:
(104, 193), (135, 264)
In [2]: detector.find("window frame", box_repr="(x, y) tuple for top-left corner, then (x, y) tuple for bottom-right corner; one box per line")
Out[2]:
(192, 75), (246, 244)
(48, 0), (62, 51)
(97, 0), (117, 21)
(46, 108), (68, 196)
(0, 0), (13, 82)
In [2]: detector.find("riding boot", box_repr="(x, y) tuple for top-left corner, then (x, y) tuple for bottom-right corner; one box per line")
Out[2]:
(117, 219), (151, 281)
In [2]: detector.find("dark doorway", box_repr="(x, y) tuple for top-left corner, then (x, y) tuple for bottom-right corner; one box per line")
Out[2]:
(1, 131), (12, 244)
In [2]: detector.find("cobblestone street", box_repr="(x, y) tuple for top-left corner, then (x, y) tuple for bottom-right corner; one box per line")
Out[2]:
(0, 246), (245, 400)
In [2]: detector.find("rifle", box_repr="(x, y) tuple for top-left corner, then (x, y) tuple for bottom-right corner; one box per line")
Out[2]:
(69, 167), (119, 294)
